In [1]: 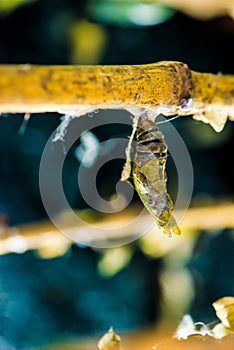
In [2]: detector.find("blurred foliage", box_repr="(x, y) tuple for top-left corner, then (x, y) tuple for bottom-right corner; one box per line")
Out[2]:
(88, 0), (175, 26)
(0, 246), (161, 348)
(0, 0), (35, 14)
(97, 246), (132, 277)
(69, 19), (107, 64)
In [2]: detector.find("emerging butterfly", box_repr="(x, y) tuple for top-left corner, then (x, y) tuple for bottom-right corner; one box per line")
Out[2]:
(122, 114), (181, 236)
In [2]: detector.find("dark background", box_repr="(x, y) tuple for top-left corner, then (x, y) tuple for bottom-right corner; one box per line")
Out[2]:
(0, 1), (234, 349)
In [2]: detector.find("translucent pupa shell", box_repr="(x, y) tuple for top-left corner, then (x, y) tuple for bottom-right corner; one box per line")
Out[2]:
(132, 117), (181, 236)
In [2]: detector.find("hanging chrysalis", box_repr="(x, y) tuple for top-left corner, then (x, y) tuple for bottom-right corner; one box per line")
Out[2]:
(122, 114), (181, 236)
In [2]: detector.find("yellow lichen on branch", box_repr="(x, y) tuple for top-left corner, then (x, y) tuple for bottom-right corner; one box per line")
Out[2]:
(191, 71), (234, 130)
(0, 61), (233, 131)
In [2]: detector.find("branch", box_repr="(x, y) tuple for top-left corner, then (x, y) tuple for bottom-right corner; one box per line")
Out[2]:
(0, 61), (233, 131)
(0, 201), (234, 256)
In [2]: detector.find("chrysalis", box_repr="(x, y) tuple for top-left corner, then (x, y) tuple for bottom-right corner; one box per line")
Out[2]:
(132, 116), (181, 236)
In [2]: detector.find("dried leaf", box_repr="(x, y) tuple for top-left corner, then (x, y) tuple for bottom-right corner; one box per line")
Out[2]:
(98, 328), (121, 350)
(212, 296), (234, 330)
